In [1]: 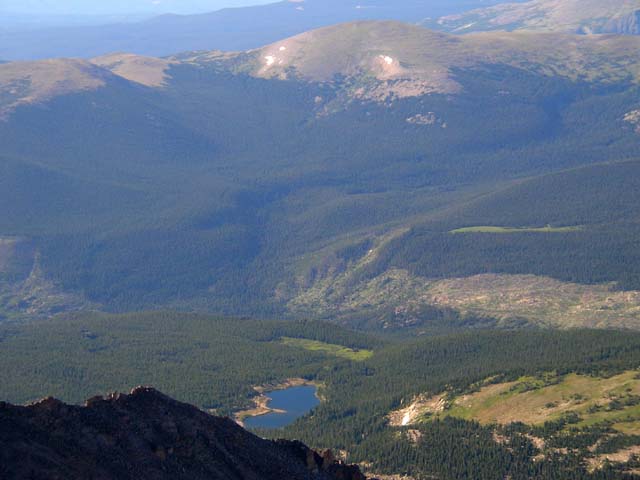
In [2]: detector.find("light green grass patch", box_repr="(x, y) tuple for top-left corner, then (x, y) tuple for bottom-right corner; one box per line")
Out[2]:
(576, 404), (640, 429)
(281, 337), (373, 361)
(432, 371), (640, 434)
(450, 225), (582, 234)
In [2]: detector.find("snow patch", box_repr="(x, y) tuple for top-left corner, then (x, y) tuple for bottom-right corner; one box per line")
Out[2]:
(380, 55), (394, 65)
(264, 56), (276, 66)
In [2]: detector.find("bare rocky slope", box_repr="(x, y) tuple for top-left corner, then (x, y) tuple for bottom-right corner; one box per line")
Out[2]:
(0, 387), (366, 480)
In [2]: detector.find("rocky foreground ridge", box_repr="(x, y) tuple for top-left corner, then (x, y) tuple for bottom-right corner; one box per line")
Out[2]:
(0, 386), (367, 480)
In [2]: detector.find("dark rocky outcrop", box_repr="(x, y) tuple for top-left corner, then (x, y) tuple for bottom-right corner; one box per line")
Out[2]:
(0, 386), (367, 480)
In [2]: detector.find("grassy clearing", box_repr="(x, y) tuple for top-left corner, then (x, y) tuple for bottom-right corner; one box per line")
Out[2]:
(450, 225), (582, 234)
(281, 337), (373, 361)
(404, 370), (640, 435)
(424, 371), (640, 434)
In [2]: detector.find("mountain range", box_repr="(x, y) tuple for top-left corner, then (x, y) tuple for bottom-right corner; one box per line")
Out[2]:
(1, 20), (639, 330)
(2, 0), (637, 61)
(0, 0), (273, 16)
(0, 0), (527, 60)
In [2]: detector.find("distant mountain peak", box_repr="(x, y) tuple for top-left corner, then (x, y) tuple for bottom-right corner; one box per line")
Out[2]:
(0, 58), (113, 119)
(91, 53), (175, 87)
(251, 21), (463, 99)
(0, 53), (175, 120)
(183, 20), (640, 106)
(2, 20), (640, 118)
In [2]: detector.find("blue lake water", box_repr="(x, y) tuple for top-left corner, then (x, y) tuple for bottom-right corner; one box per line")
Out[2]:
(244, 385), (320, 429)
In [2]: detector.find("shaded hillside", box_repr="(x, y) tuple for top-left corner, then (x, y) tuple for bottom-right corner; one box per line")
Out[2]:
(287, 161), (640, 330)
(0, 386), (366, 480)
(376, 161), (640, 289)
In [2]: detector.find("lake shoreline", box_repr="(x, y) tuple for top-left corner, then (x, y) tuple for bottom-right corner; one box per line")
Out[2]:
(234, 378), (319, 427)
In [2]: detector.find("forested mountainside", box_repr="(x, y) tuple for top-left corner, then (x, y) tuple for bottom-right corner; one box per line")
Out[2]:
(5, 312), (640, 478)
(0, 386), (366, 480)
(1, 21), (639, 329)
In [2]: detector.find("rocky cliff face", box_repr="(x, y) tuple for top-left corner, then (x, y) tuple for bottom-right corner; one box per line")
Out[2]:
(0, 386), (367, 480)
